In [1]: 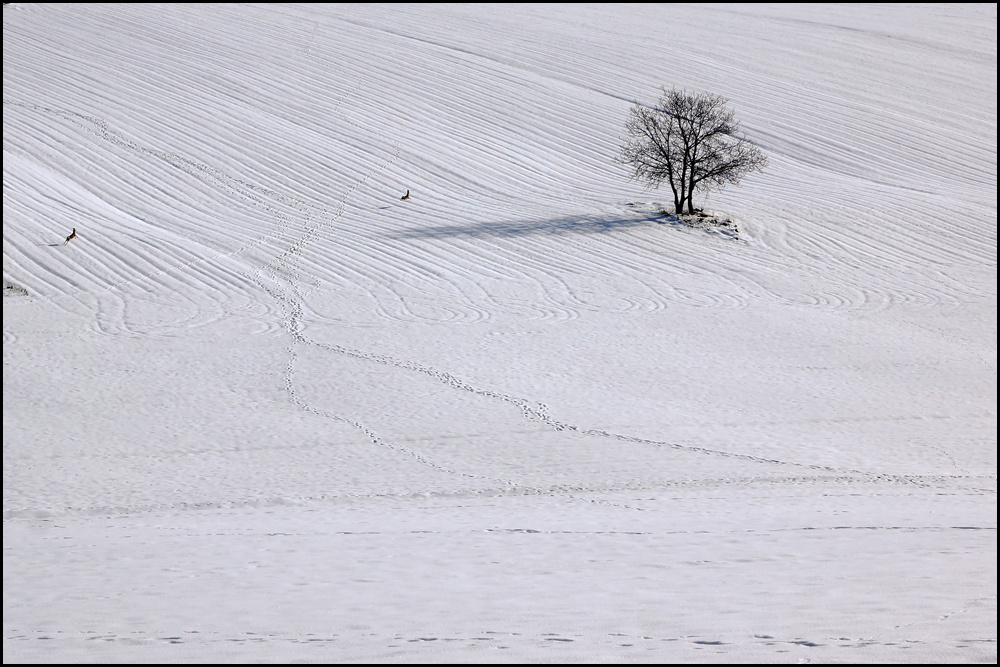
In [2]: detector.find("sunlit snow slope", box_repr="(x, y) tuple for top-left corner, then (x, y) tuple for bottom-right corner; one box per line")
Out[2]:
(4, 3), (996, 663)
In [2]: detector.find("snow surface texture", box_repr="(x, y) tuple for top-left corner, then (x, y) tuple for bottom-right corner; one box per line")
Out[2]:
(3, 3), (996, 663)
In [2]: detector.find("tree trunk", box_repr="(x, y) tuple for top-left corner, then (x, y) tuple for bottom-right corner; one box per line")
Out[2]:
(685, 171), (697, 214)
(677, 163), (690, 214)
(669, 179), (681, 213)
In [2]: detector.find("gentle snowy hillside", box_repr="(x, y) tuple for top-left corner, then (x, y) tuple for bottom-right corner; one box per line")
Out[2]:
(4, 3), (996, 663)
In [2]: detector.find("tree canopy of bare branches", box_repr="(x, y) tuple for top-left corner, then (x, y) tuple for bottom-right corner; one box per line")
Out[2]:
(618, 87), (767, 215)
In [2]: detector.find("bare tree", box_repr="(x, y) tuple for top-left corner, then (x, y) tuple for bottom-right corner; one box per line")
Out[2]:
(618, 87), (767, 215)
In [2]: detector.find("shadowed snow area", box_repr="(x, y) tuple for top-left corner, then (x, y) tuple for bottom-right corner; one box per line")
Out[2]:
(3, 3), (996, 663)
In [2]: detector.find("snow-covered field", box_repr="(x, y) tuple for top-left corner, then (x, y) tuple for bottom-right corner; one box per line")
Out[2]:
(3, 3), (996, 663)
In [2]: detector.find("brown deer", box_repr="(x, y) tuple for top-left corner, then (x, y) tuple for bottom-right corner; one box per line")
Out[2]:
(62, 228), (77, 246)
(400, 189), (410, 201)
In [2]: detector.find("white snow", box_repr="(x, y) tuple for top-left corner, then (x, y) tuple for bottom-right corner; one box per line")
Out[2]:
(3, 3), (996, 663)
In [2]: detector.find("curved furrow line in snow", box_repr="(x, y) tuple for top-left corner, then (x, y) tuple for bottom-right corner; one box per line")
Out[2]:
(5, 212), (246, 325)
(365, 284), (488, 326)
(35, 231), (264, 337)
(1, 101), (314, 318)
(774, 195), (994, 275)
(545, 231), (754, 312)
(458, 242), (589, 321)
(348, 223), (752, 321)
(0, 327), (19, 347)
(745, 155), (994, 263)
(449, 221), (745, 318)
(300, 234), (497, 324)
(474, 217), (754, 314)
(306, 229), (586, 323)
(494, 229), (697, 314)
(282, 242), (494, 325)
(702, 206), (990, 316)
(762, 237), (981, 314)
(292, 254), (495, 326)
(510, 239), (748, 313)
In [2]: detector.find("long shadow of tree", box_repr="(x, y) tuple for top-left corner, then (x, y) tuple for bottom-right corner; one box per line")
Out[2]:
(389, 212), (663, 240)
